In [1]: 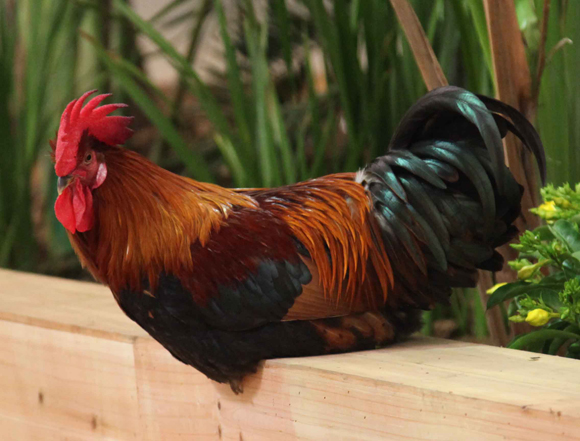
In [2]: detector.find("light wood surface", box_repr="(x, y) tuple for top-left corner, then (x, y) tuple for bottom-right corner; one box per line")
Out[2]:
(0, 269), (147, 341)
(0, 320), (140, 440)
(1, 269), (579, 440)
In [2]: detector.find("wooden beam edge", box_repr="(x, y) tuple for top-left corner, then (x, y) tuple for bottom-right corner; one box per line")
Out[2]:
(0, 269), (147, 342)
(131, 336), (580, 441)
(0, 311), (139, 344)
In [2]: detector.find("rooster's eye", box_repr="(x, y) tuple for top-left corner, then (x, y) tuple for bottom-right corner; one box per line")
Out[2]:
(85, 153), (93, 164)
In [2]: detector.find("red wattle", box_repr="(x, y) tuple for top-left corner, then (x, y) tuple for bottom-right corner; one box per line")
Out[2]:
(55, 186), (76, 233)
(55, 179), (94, 233)
(74, 180), (94, 232)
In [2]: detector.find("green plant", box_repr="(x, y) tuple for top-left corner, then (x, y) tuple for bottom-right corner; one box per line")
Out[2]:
(487, 184), (580, 357)
(535, 0), (580, 186)
(0, 0), (138, 274)
(0, 0), (86, 270)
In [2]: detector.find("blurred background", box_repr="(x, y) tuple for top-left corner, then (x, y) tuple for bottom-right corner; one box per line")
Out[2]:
(0, 0), (578, 342)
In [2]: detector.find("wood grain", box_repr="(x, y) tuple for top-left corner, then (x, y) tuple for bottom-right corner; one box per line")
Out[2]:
(0, 269), (147, 341)
(133, 338), (221, 441)
(133, 337), (580, 441)
(1, 269), (579, 440)
(0, 320), (141, 440)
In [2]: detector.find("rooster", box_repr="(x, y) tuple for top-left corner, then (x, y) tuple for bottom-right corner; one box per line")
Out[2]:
(52, 86), (545, 392)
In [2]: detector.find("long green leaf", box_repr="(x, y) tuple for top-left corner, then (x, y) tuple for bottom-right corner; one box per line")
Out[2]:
(214, 134), (247, 187)
(509, 329), (580, 350)
(487, 280), (565, 309)
(244, 13), (279, 186)
(551, 219), (580, 253)
(214, 0), (253, 157)
(269, 90), (297, 184)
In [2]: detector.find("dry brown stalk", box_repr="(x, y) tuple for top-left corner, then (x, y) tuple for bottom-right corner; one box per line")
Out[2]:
(389, 0), (448, 90)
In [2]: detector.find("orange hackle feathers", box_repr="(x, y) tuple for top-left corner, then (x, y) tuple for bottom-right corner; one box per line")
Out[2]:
(69, 146), (256, 295)
(245, 173), (394, 308)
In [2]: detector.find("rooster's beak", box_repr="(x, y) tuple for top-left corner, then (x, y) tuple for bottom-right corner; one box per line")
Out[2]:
(57, 176), (72, 195)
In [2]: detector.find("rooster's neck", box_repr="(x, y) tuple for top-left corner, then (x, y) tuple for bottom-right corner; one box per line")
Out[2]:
(69, 146), (256, 294)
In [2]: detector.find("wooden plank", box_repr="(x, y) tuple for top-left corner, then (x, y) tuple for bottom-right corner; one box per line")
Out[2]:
(134, 337), (580, 441)
(0, 269), (147, 341)
(1, 269), (580, 440)
(0, 413), (105, 441)
(0, 320), (142, 440)
(283, 338), (580, 416)
(133, 338), (220, 440)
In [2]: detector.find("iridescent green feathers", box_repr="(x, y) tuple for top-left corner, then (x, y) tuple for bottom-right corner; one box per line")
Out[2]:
(359, 86), (545, 308)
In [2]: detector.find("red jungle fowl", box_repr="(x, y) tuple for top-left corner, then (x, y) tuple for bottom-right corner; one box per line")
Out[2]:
(52, 87), (545, 392)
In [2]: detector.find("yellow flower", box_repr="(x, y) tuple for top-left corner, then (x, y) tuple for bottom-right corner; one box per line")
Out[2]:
(486, 282), (507, 295)
(538, 200), (556, 212)
(525, 309), (551, 327)
(537, 200), (559, 220)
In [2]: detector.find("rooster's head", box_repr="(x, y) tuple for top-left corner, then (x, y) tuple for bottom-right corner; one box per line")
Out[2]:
(52, 90), (133, 233)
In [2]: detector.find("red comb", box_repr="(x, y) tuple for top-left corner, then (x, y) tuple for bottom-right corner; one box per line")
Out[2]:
(55, 90), (133, 176)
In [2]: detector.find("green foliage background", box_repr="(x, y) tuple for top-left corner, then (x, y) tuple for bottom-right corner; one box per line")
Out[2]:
(487, 184), (580, 356)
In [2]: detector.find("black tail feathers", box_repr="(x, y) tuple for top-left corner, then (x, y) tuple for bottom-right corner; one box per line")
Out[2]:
(358, 86), (545, 309)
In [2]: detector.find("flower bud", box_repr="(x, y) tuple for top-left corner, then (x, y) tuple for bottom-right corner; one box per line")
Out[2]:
(508, 315), (525, 323)
(517, 259), (549, 280)
(518, 265), (537, 280)
(525, 309), (551, 327)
